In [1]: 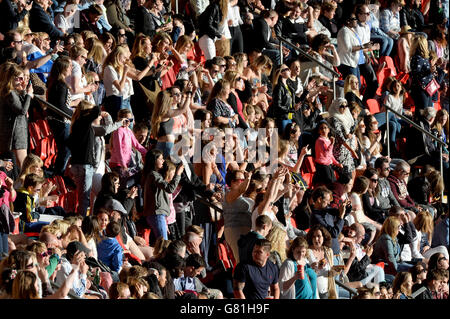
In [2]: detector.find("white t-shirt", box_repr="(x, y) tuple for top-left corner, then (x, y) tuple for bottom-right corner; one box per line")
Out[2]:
(67, 60), (85, 101)
(103, 65), (134, 98)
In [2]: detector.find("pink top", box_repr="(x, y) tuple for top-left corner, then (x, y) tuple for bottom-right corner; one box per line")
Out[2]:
(166, 185), (181, 225)
(0, 171), (16, 208)
(110, 126), (147, 168)
(314, 136), (339, 166)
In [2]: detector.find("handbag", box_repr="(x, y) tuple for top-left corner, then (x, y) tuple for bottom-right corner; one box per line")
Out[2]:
(424, 78), (440, 96)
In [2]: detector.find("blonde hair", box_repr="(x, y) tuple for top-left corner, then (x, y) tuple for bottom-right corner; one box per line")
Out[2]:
(223, 70), (240, 86)
(413, 210), (434, 235)
(50, 219), (71, 235)
(381, 216), (401, 241)
(251, 55), (273, 75)
(130, 34), (151, 60)
(103, 45), (127, 77)
(410, 34), (429, 59)
(233, 52), (248, 74)
(87, 38), (106, 65)
(266, 225), (287, 262)
(11, 271), (39, 299)
(69, 44), (88, 60)
(18, 154), (44, 181)
(344, 74), (360, 95)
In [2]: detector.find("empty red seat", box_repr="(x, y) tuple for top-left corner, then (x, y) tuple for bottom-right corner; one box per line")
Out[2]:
(366, 99), (381, 114)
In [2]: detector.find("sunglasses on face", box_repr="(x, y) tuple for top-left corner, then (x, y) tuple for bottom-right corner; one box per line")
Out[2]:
(26, 262), (37, 269)
(14, 40), (23, 44)
(219, 64), (226, 68)
(281, 68), (290, 72)
(40, 251), (51, 258)
(119, 34), (126, 37)
(371, 178), (378, 182)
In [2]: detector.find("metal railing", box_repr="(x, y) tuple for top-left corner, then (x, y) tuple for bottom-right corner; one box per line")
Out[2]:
(277, 35), (340, 99)
(335, 279), (358, 298)
(383, 104), (448, 201)
(34, 96), (72, 120)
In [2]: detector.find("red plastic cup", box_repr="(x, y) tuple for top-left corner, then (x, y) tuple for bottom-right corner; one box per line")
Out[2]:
(297, 264), (304, 280)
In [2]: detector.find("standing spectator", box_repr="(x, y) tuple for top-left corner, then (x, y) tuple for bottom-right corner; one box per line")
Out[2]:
(142, 149), (184, 244)
(29, 0), (65, 42)
(396, 25), (414, 73)
(233, 238), (280, 299)
(327, 98), (358, 181)
(46, 56), (78, 176)
(197, 0), (227, 60)
(409, 34), (436, 112)
(309, 186), (348, 255)
(238, 215), (272, 264)
(0, 0), (32, 35)
(355, 3), (380, 102)
(0, 63), (32, 170)
(68, 101), (101, 216)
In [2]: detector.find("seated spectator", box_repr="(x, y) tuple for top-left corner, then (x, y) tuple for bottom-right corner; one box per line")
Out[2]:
(279, 236), (318, 299)
(55, 241), (91, 298)
(368, 0), (394, 57)
(173, 253), (223, 299)
(392, 271), (414, 299)
(380, 0), (402, 40)
(412, 268), (447, 299)
(97, 221), (124, 272)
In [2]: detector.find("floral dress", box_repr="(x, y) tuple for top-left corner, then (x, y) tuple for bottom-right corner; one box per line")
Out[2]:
(329, 116), (355, 176)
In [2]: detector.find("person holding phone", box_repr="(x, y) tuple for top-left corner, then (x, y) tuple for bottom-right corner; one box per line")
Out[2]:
(0, 63), (33, 170)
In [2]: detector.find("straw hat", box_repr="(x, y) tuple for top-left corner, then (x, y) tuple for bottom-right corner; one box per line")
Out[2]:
(399, 25), (413, 35)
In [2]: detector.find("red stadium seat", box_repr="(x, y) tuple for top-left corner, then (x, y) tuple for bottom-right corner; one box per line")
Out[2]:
(366, 99), (381, 114)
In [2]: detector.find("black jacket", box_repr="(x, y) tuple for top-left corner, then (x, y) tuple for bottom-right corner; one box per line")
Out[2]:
(274, 17), (308, 46)
(198, 2), (222, 39)
(347, 254), (371, 282)
(0, 0), (29, 34)
(68, 105), (100, 166)
(29, 3), (64, 41)
(251, 16), (279, 51)
(47, 81), (74, 121)
(173, 162), (214, 204)
(269, 81), (294, 120)
(134, 6), (156, 37)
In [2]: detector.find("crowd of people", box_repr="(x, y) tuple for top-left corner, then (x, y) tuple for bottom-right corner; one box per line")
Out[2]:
(0, 0), (448, 300)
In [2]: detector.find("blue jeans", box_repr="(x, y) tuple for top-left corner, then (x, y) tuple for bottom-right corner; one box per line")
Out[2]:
(276, 119), (292, 137)
(262, 48), (282, 67)
(70, 164), (95, 216)
(338, 64), (360, 87)
(146, 214), (168, 243)
(370, 33), (394, 57)
(155, 141), (174, 159)
(374, 112), (401, 143)
(120, 97), (133, 129)
(0, 233), (8, 257)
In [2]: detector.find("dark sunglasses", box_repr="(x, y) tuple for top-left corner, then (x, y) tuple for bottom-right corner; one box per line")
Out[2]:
(25, 262), (36, 269)
(40, 251), (50, 258)
(281, 68), (290, 72)
(94, 80), (101, 84)
(371, 178), (378, 182)
(14, 40), (23, 44)
(119, 34), (127, 37)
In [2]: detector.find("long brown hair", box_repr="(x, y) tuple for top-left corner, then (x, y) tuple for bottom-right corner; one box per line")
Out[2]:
(46, 56), (72, 93)
(150, 90), (173, 138)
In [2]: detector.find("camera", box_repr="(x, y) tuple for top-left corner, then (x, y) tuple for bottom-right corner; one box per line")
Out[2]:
(344, 202), (352, 215)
